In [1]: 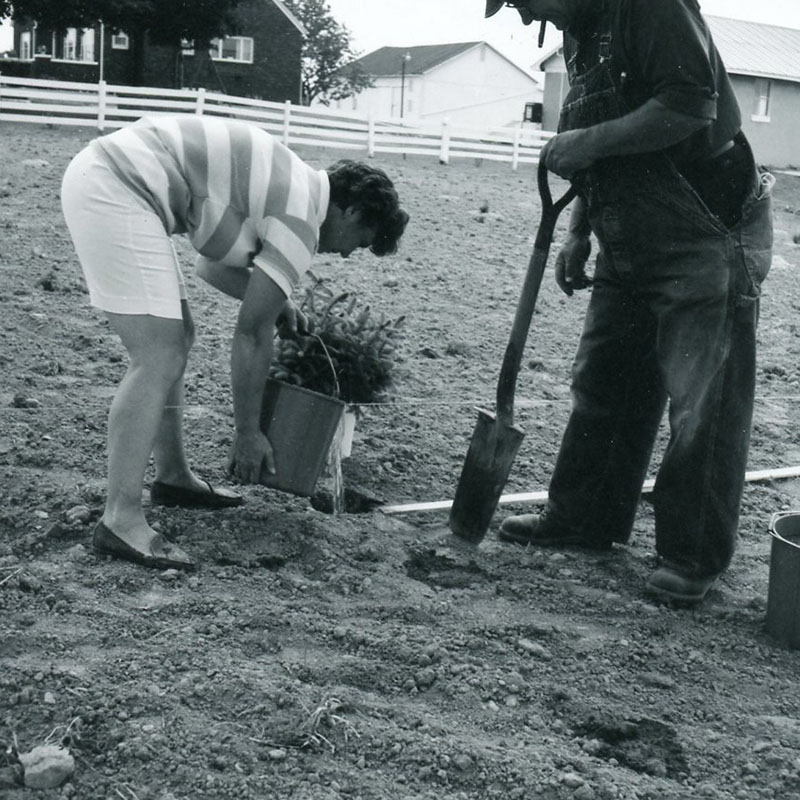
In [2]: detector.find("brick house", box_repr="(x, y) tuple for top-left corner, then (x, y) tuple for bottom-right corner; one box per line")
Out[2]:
(7, 0), (305, 102)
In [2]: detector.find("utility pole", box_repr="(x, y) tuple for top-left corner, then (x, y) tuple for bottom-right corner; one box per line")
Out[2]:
(400, 51), (411, 118)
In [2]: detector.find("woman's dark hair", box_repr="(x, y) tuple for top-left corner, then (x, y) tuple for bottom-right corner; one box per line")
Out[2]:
(326, 160), (409, 256)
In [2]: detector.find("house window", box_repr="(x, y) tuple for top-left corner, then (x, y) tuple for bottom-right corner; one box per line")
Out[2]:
(62, 28), (77, 60)
(111, 32), (129, 50)
(752, 78), (771, 121)
(80, 28), (95, 62)
(20, 32), (32, 60)
(210, 36), (253, 63)
(523, 102), (542, 123)
(56, 28), (95, 62)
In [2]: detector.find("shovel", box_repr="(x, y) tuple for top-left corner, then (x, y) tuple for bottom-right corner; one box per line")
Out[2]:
(449, 161), (576, 543)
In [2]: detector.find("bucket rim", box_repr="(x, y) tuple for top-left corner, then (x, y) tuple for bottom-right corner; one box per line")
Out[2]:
(265, 377), (347, 409)
(769, 510), (800, 548)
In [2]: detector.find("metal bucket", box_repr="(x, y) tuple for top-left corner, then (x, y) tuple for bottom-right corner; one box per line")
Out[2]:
(259, 378), (345, 497)
(766, 511), (800, 648)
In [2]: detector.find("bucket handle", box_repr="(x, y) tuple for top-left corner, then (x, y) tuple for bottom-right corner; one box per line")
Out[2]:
(770, 511), (800, 547)
(311, 333), (342, 401)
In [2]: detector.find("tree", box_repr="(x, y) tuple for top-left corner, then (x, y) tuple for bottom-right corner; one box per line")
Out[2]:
(3, 0), (242, 43)
(2, 0), (244, 85)
(282, 0), (372, 106)
(1, 0), (106, 29)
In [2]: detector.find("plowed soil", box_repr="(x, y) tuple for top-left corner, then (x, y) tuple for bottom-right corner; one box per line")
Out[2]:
(2, 122), (800, 800)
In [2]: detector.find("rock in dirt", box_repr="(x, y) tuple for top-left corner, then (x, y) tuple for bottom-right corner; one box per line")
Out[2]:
(18, 744), (75, 789)
(64, 505), (93, 525)
(414, 667), (437, 689)
(562, 772), (585, 788)
(18, 573), (43, 592)
(517, 638), (551, 659)
(11, 393), (40, 409)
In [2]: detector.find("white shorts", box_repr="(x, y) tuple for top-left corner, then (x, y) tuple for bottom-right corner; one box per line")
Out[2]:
(61, 142), (187, 320)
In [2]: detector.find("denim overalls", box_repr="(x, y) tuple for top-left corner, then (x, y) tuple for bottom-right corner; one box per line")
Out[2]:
(544, 8), (773, 577)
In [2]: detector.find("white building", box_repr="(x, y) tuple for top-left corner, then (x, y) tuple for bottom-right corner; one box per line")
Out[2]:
(324, 41), (542, 129)
(536, 16), (800, 167)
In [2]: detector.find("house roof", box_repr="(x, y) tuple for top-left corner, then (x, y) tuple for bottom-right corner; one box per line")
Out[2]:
(352, 42), (482, 76)
(269, 0), (306, 37)
(706, 16), (800, 83)
(535, 16), (800, 85)
(351, 41), (536, 82)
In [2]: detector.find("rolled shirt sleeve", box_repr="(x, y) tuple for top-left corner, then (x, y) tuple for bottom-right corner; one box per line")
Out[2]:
(625, 0), (719, 120)
(253, 214), (320, 298)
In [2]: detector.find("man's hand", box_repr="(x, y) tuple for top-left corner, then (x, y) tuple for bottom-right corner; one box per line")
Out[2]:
(541, 100), (712, 180)
(276, 299), (311, 340)
(555, 233), (592, 296)
(541, 130), (596, 180)
(228, 430), (276, 484)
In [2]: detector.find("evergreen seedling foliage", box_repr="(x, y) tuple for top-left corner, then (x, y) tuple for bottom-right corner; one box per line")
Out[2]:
(270, 277), (404, 404)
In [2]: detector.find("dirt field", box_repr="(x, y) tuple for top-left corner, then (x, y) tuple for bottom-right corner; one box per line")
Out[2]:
(2, 121), (800, 800)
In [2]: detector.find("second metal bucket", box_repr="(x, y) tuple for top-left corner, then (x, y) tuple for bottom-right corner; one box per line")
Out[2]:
(766, 511), (800, 648)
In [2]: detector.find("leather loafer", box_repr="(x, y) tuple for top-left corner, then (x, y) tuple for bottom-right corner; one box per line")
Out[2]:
(150, 479), (243, 509)
(498, 513), (613, 551)
(93, 521), (197, 571)
(645, 565), (718, 605)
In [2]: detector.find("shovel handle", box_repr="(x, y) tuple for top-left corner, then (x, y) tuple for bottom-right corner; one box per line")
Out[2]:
(496, 161), (577, 427)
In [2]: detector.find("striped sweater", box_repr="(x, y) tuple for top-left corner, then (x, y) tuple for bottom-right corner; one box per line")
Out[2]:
(95, 115), (329, 297)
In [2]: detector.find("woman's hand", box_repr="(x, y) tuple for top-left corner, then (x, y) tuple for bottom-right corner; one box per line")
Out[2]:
(230, 269), (284, 484)
(228, 430), (276, 484)
(276, 299), (311, 340)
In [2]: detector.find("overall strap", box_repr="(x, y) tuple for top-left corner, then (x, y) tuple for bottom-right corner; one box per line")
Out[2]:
(597, 0), (613, 63)
(567, 0), (615, 79)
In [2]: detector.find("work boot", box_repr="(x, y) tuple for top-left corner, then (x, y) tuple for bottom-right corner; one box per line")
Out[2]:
(498, 513), (613, 551)
(645, 564), (719, 605)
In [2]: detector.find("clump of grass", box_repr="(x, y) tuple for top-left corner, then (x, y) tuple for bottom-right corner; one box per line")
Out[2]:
(297, 695), (359, 754)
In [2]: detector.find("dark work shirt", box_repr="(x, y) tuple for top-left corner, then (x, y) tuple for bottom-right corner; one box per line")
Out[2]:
(564, 0), (741, 167)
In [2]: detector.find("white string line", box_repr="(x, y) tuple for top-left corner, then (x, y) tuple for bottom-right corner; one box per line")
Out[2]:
(4, 395), (800, 413)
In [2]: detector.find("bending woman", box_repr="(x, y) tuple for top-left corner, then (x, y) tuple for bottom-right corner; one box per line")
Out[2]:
(61, 115), (408, 571)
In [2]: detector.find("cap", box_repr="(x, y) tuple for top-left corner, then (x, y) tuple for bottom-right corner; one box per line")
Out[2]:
(485, 1), (505, 18)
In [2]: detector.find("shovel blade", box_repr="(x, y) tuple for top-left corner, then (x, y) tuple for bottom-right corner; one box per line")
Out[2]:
(449, 409), (525, 543)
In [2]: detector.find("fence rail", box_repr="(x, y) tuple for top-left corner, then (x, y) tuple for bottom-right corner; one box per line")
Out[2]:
(0, 75), (552, 169)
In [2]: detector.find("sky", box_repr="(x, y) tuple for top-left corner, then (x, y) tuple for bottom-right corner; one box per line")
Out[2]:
(324, 0), (800, 74)
(2, 1), (799, 67)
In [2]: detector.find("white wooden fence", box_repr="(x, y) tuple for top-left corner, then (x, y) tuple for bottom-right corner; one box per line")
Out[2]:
(0, 75), (552, 169)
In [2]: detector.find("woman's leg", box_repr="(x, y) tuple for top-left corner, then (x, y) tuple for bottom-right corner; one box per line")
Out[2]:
(148, 301), (242, 502)
(151, 300), (198, 489)
(102, 311), (189, 551)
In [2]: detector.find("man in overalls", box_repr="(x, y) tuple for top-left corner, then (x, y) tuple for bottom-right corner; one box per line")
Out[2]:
(485, 0), (773, 604)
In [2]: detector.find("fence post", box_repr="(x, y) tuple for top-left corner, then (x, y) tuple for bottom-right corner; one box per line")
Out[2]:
(283, 100), (291, 147)
(367, 113), (375, 158)
(97, 80), (107, 132)
(439, 118), (450, 165)
(511, 126), (521, 171)
(195, 87), (206, 116)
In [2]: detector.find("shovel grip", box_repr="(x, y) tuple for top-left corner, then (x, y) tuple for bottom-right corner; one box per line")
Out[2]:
(496, 162), (576, 427)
